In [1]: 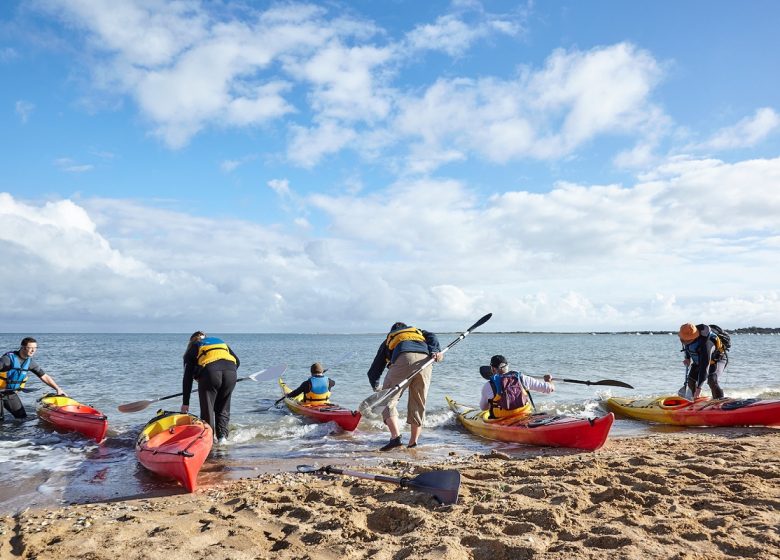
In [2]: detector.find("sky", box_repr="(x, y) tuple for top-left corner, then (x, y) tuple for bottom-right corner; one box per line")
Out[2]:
(1, 0), (779, 333)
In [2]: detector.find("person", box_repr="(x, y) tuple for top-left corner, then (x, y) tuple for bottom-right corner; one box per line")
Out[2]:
(276, 362), (335, 405)
(677, 323), (726, 399)
(367, 322), (443, 450)
(182, 332), (239, 443)
(1, 337), (67, 420)
(479, 355), (554, 418)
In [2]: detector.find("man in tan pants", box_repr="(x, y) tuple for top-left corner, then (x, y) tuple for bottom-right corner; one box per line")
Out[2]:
(366, 322), (443, 450)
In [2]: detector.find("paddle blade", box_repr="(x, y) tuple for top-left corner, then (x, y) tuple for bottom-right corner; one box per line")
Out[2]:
(117, 399), (153, 413)
(358, 387), (394, 415)
(407, 470), (461, 505)
(248, 364), (288, 382)
(466, 313), (492, 333)
(560, 378), (634, 389)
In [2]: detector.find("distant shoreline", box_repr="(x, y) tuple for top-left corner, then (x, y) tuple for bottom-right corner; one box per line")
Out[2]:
(474, 327), (780, 335)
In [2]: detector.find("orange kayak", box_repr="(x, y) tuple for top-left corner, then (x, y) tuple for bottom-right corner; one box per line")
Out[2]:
(135, 411), (212, 492)
(279, 379), (361, 431)
(447, 396), (614, 450)
(604, 395), (780, 426)
(37, 395), (108, 443)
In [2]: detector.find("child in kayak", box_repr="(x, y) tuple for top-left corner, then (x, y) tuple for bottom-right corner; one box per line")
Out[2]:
(277, 363), (335, 405)
(479, 355), (554, 419)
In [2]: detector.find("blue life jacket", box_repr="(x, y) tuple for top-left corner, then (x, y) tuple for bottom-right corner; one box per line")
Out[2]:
(305, 375), (330, 402)
(684, 331), (720, 365)
(0, 351), (31, 391)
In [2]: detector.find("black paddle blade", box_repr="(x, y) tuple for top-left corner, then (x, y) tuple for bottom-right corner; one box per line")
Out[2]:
(466, 313), (492, 333)
(561, 378), (634, 389)
(406, 470), (461, 505)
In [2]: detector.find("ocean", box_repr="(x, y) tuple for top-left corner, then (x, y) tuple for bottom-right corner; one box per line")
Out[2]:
(1, 331), (779, 514)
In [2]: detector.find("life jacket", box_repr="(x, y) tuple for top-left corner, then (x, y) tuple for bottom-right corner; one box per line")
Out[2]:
(488, 371), (531, 419)
(386, 327), (426, 351)
(0, 351), (31, 391)
(304, 375), (330, 403)
(684, 328), (724, 366)
(196, 337), (236, 367)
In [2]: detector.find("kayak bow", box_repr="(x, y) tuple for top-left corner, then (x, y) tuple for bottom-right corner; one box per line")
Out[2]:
(135, 411), (212, 492)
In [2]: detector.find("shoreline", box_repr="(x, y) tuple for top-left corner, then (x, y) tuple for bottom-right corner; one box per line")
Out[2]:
(2, 429), (778, 559)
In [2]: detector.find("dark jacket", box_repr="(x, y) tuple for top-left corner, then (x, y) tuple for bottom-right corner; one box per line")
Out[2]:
(683, 324), (724, 387)
(182, 344), (240, 406)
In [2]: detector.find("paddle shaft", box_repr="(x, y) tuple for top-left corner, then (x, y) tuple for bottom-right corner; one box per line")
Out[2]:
(326, 466), (401, 485)
(362, 313), (492, 412)
(322, 465), (460, 504)
(558, 377), (634, 389)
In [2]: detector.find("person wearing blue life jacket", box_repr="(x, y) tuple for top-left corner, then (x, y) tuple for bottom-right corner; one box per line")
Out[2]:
(367, 322), (444, 451)
(181, 332), (239, 443)
(678, 323), (726, 399)
(1, 337), (67, 420)
(277, 362), (336, 405)
(479, 355), (554, 419)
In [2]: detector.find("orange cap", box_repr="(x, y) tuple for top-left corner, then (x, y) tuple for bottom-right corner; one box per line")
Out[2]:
(678, 323), (698, 343)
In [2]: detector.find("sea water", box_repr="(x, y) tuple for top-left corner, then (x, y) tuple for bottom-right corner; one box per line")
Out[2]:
(1, 331), (778, 513)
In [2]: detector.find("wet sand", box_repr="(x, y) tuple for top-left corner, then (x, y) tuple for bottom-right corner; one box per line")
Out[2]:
(1, 429), (778, 559)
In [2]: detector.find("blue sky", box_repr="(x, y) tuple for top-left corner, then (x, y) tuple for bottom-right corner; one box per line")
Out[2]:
(1, 0), (779, 333)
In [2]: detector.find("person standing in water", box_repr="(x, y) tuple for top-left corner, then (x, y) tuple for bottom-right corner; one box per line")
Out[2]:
(182, 332), (239, 443)
(1, 337), (67, 420)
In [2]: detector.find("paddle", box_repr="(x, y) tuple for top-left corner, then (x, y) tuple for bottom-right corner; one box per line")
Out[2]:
(359, 313), (493, 415)
(296, 464), (461, 505)
(272, 350), (356, 407)
(556, 377), (634, 389)
(117, 364), (287, 413)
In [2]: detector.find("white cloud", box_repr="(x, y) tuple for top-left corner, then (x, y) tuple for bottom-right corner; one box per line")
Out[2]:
(0, 47), (19, 61)
(54, 157), (94, 173)
(697, 107), (780, 151)
(2, 154), (780, 331)
(15, 100), (35, 123)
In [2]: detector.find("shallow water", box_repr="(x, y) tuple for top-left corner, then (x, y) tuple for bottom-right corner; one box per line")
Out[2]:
(1, 331), (778, 513)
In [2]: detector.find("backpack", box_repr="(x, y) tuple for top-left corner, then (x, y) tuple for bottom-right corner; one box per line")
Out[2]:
(490, 372), (527, 411)
(709, 324), (731, 353)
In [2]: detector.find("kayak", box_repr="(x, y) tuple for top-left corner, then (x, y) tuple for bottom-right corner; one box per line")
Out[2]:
(604, 395), (780, 427)
(37, 395), (108, 443)
(279, 379), (361, 431)
(446, 396), (614, 451)
(135, 411), (212, 492)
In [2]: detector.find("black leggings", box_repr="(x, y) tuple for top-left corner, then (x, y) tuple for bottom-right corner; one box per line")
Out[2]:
(1, 392), (27, 420)
(197, 362), (237, 439)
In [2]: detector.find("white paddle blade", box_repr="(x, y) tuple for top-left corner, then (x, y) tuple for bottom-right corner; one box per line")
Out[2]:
(249, 364), (288, 382)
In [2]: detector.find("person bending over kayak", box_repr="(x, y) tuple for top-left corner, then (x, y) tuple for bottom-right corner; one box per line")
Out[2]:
(367, 322), (444, 451)
(1, 337), (67, 420)
(479, 355), (554, 419)
(276, 362), (335, 405)
(677, 323), (726, 400)
(182, 332), (239, 444)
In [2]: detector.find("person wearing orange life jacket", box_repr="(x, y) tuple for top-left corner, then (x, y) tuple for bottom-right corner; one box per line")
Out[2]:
(367, 322), (443, 451)
(1, 337), (67, 420)
(677, 323), (726, 399)
(277, 362), (336, 405)
(479, 355), (554, 419)
(182, 333), (239, 443)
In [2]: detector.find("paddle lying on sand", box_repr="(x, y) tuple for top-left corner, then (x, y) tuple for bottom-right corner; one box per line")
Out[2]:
(359, 313), (493, 415)
(117, 364), (288, 413)
(272, 350), (357, 407)
(297, 464), (461, 505)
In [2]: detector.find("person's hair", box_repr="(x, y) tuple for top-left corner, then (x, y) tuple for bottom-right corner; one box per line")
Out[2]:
(20, 337), (37, 347)
(183, 331), (206, 358)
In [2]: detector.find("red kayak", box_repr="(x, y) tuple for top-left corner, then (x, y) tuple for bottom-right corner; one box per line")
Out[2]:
(135, 411), (212, 492)
(37, 395), (108, 443)
(279, 379), (361, 431)
(605, 395), (780, 427)
(447, 396), (614, 450)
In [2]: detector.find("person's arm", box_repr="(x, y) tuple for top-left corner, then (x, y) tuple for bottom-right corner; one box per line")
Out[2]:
(28, 361), (66, 396)
(367, 344), (388, 390)
(521, 373), (555, 394)
(328, 378), (335, 389)
(422, 329), (444, 362)
(229, 347), (240, 368)
(284, 380), (310, 401)
(181, 346), (199, 411)
(479, 382), (493, 411)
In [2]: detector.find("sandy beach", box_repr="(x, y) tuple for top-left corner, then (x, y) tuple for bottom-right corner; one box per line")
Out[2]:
(1, 429), (778, 560)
